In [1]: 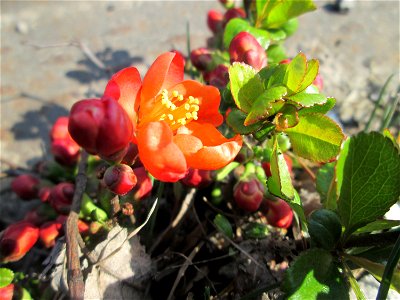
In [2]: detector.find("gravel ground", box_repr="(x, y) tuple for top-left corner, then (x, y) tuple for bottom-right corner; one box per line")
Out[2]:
(1, 1), (399, 299)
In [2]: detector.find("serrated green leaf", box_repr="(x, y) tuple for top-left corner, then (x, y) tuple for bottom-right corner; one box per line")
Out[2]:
(264, 63), (288, 88)
(0, 268), (14, 288)
(316, 162), (337, 209)
(266, 28), (286, 41)
(286, 91), (327, 107)
(244, 86), (287, 125)
(299, 97), (336, 116)
(346, 255), (400, 293)
(282, 248), (349, 300)
(226, 108), (262, 134)
(298, 59), (319, 92)
(223, 18), (270, 50)
(284, 53), (307, 94)
(256, 0), (280, 26)
(284, 113), (344, 162)
(264, 0), (317, 29)
(253, 123), (276, 142)
(229, 63), (264, 113)
(337, 132), (400, 236)
(355, 220), (400, 234)
(267, 137), (294, 200)
(214, 214), (233, 239)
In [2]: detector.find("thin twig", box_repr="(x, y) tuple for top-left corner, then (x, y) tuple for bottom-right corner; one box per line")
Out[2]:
(287, 152), (316, 181)
(110, 195), (121, 223)
(66, 151), (89, 300)
(202, 196), (237, 219)
(167, 241), (205, 300)
(150, 188), (196, 253)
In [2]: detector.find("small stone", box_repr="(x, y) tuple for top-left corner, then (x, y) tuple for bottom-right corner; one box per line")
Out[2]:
(15, 21), (29, 34)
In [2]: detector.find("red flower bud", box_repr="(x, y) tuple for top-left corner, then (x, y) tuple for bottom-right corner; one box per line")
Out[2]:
(229, 32), (267, 71)
(207, 10), (224, 34)
(103, 164), (137, 195)
(23, 208), (48, 226)
(264, 198), (293, 229)
(279, 59), (323, 91)
(261, 154), (292, 177)
(0, 221), (39, 263)
(39, 221), (63, 248)
(48, 183), (74, 214)
(190, 48), (213, 71)
(11, 174), (40, 200)
(204, 64), (229, 89)
(223, 8), (246, 27)
(0, 284), (14, 300)
(181, 168), (213, 188)
(50, 117), (69, 141)
(131, 167), (153, 201)
(51, 139), (80, 166)
(68, 98), (133, 161)
(233, 178), (264, 212)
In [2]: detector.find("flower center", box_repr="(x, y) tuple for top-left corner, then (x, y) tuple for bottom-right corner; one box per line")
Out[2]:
(141, 89), (200, 131)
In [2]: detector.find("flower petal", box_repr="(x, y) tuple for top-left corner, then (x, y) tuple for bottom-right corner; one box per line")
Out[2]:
(137, 121), (187, 182)
(140, 52), (184, 117)
(103, 67), (142, 126)
(171, 80), (223, 126)
(176, 122), (243, 170)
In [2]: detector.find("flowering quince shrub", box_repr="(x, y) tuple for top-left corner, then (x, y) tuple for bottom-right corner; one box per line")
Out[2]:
(1, 0), (400, 299)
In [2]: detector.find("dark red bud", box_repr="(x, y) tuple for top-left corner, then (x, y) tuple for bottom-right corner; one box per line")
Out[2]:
(50, 117), (69, 141)
(264, 198), (293, 229)
(181, 168), (213, 188)
(229, 32), (267, 71)
(131, 167), (153, 201)
(11, 174), (40, 200)
(0, 221), (39, 263)
(190, 48), (213, 71)
(121, 143), (139, 166)
(38, 186), (52, 202)
(233, 178), (264, 212)
(51, 139), (80, 166)
(68, 98), (133, 161)
(223, 8), (246, 27)
(23, 208), (48, 226)
(205, 64), (229, 89)
(48, 183), (75, 214)
(207, 10), (224, 34)
(103, 164), (137, 196)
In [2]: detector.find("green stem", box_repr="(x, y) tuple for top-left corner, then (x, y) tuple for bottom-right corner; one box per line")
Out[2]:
(215, 161), (240, 181)
(344, 230), (399, 248)
(376, 233), (400, 300)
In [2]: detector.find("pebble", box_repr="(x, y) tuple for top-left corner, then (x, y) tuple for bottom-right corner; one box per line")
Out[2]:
(15, 21), (29, 34)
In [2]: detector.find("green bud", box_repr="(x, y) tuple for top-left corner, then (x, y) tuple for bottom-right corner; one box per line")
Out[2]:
(308, 209), (342, 250)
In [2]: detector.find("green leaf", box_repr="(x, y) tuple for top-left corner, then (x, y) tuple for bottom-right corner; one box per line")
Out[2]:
(316, 162), (337, 209)
(284, 113), (344, 162)
(266, 44), (287, 64)
(253, 123), (276, 142)
(298, 59), (319, 92)
(0, 268), (14, 288)
(223, 18), (270, 50)
(298, 97), (336, 116)
(214, 214), (234, 239)
(286, 92), (327, 108)
(264, 0), (317, 29)
(284, 53), (307, 94)
(355, 219), (400, 234)
(255, 0), (280, 27)
(226, 108), (262, 134)
(267, 136), (295, 200)
(266, 28), (286, 41)
(346, 255), (400, 293)
(244, 222), (270, 239)
(244, 86), (287, 125)
(290, 190), (308, 232)
(229, 63), (264, 113)
(336, 132), (400, 236)
(342, 261), (367, 300)
(282, 248), (349, 300)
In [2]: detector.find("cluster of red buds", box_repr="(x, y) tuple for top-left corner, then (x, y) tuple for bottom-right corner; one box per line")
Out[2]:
(229, 158), (294, 229)
(50, 117), (80, 166)
(189, 2), (266, 89)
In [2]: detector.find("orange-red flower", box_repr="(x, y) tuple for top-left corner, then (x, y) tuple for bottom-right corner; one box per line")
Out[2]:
(103, 52), (242, 182)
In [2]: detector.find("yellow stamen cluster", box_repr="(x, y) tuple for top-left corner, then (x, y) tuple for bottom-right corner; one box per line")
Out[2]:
(154, 89), (200, 130)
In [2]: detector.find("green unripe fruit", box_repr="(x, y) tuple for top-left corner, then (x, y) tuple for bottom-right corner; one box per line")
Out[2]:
(308, 209), (342, 250)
